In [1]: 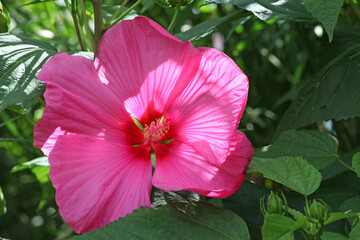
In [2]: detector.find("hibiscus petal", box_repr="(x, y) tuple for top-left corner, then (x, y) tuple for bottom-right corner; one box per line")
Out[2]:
(49, 135), (152, 233)
(152, 131), (254, 198)
(34, 53), (142, 154)
(167, 47), (249, 165)
(94, 16), (202, 120)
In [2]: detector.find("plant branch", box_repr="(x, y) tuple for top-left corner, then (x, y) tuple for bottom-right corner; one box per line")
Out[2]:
(167, 5), (181, 33)
(80, 0), (96, 51)
(337, 157), (356, 173)
(71, 0), (85, 51)
(105, 0), (142, 30)
(36, 96), (46, 107)
(104, 0), (130, 27)
(92, 0), (103, 55)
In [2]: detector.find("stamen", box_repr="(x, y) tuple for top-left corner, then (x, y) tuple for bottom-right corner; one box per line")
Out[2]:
(144, 116), (171, 143)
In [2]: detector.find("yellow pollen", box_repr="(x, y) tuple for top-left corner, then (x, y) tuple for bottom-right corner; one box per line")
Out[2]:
(144, 117), (171, 143)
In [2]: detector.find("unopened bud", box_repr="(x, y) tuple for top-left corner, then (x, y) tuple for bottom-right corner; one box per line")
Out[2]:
(308, 199), (330, 222)
(261, 191), (287, 216)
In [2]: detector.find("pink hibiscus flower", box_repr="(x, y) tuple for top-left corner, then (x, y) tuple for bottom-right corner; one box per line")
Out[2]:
(34, 16), (253, 233)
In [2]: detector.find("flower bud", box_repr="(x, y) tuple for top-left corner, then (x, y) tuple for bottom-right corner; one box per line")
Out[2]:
(308, 199), (330, 222)
(261, 191), (287, 215)
(156, 0), (193, 8)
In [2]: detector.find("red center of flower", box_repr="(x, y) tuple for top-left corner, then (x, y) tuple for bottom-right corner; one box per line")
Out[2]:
(143, 117), (171, 145)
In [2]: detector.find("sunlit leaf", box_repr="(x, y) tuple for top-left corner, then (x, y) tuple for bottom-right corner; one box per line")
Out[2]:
(11, 156), (49, 172)
(0, 34), (57, 111)
(248, 156), (322, 195)
(71, 202), (250, 240)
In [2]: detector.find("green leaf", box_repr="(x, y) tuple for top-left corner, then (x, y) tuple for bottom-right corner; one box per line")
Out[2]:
(0, 185), (6, 217)
(201, 0), (315, 22)
(175, 10), (249, 42)
(262, 214), (306, 240)
(71, 202), (250, 240)
(68, 51), (94, 60)
(18, 0), (57, 7)
(276, 27), (360, 136)
(11, 157), (52, 209)
(303, 0), (343, 42)
(255, 130), (338, 170)
(340, 196), (360, 214)
(0, 3), (11, 33)
(352, 153), (360, 177)
(0, 34), (57, 111)
(223, 180), (270, 240)
(248, 156), (322, 195)
(320, 231), (348, 240)
(324, 212), (359, 225)
(11, 156), (49, 172)
(350, 224), (360, 239)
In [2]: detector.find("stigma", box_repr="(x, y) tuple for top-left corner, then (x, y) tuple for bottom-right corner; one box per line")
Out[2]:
(144, 116), (171, 145)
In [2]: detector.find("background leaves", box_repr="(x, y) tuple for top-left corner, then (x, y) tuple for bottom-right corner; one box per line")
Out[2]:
(0, 0), (360, 239)
(275, 26), (360, 136)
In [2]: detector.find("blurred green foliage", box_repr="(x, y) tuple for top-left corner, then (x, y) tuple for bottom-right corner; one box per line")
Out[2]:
(0, 0), (359, 239)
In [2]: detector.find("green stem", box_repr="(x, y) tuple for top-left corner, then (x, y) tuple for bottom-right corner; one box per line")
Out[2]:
(92, 0), (103, 55)
(167, 5), (181, 33)
(0, 138), (32, 143)
(337, 157), (356, 173)
(104, 0), (130, 27)
(36, 96), (45, 107)
(305, 195), (310, 217)
(80, 0), (96, 51)
(5, 107), (35, 127)
(0, 115), (22, 128)
(300, 229), (311, 240)
(71, 0), (85, 51)
(105, 0), (142, 30)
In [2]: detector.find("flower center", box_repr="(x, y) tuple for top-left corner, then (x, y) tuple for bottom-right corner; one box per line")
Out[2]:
(144, 116), (171, 144)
